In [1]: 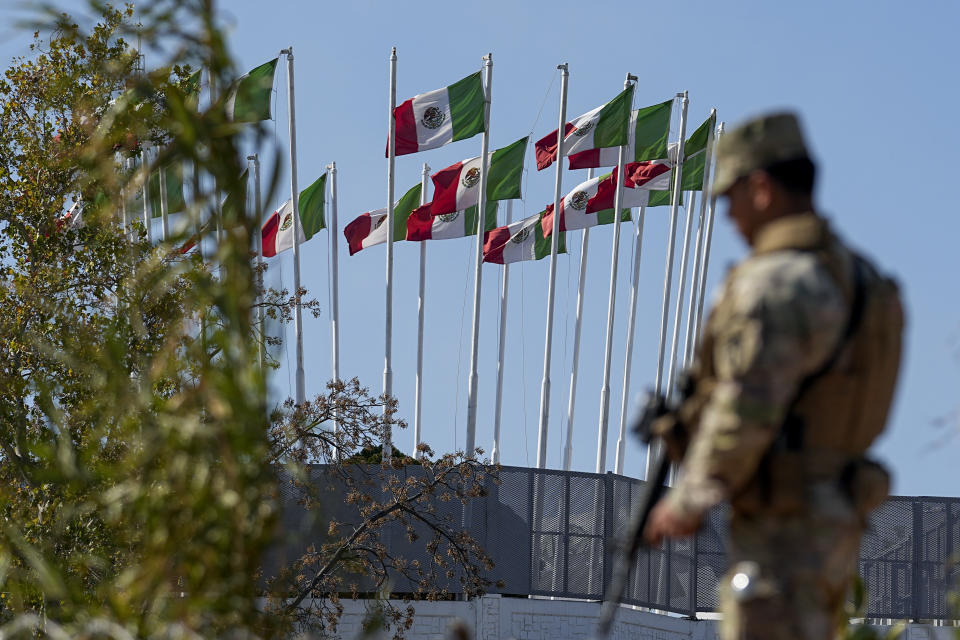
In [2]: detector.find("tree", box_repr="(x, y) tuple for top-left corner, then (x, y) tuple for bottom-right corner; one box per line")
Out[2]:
(264, 380), (497, 638)
(0, 3), (495, 638)
(0, 2), (280, 635)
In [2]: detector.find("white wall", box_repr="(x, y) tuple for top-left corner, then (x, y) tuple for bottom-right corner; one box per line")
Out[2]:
(329, 595), (956, 640)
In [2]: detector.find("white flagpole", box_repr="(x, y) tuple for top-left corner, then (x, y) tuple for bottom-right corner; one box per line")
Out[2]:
(492, 199), (513, 465)
(141, 143), (152, 243)
(327, 161), (341, 383)
(665, 190), (698, 398)
(207, 71), (223, 246)
(249, 154), (265, 371)
(384, 47), (397, 465)
(692, 121), (725, 347)
(613, 201), (647, 475)
(326, 161), (341, 457)
(682, 110), (717, 368)
(159, 159), (170, 241)
(121, 158), (130, 237)
(682, 213), (706, 368)
(562, 167), (594, 471)
(652, 92), (688, 396)
(281, 47), (305, 406)
(413, 162), (430, 457)
(596, 73), (637, 474)
(646, 91), (688, 481)
(464, 53), (493, 459)
(536, 63), (568, 469)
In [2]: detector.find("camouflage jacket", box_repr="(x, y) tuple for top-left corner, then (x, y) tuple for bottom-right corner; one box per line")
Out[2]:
(667, 212), (853, 520)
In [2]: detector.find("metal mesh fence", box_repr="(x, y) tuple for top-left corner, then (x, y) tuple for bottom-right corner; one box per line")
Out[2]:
(276, 465), (959, 620)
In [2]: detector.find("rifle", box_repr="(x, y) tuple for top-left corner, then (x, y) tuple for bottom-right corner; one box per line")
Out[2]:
(593, 390), (672, 640)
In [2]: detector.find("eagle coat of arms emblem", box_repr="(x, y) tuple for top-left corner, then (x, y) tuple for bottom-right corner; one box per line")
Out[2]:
(511, 226), (531, 244)
(573, 121), (594, 137)
(421, 106), (446, 130)
(570, 191), (590, 211)
(461, 167), (481, 189)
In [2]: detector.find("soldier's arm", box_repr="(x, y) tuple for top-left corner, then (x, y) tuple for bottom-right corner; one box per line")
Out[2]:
(665, 255), (845, 519)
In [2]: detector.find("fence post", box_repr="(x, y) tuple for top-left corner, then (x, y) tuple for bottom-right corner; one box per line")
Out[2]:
(911, 500), (923, 621)
(602, 471), (615, 599)
(562, 473), (571, 593)
(948, 501), (957, 599)
(527, 467), (535, 596)
(688, 526), (699, 618)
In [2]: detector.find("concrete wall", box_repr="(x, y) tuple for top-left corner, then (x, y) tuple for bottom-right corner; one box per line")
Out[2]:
(330, 595), (957, 640)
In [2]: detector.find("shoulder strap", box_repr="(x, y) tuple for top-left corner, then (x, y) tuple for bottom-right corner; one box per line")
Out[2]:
(781, 255), (866, 450)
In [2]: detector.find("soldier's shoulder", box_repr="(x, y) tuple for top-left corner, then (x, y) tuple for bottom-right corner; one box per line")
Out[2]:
(729, 250), (843, 313)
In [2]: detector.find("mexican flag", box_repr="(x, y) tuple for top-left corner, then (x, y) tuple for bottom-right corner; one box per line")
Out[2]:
(344, 183), (422, 255)
(225, 58), (278, 123)
(568, 98), (673, 169)
(149, 163), (186, 217)
(430, 136), (527, 215)
(646, 113), (716, 207)
(540, 165), (670, 235)
(540, 202), (632, 235)
(185, 69), (202, 110)
(405, 201), (498, 241)
(390, 72), (485, 156)
(261, 173), (327, 258)
(535, 84), (634, 171)
(624, 159), (674, 189)
(483, 211), (566, 264)
(57, 200), (83, 230)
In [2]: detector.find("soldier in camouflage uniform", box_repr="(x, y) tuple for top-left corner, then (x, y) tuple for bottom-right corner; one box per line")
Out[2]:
(644, 112), (903, 640)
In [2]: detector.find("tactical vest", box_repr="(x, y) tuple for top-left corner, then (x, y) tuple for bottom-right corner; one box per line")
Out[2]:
(670, 214), (904, 516)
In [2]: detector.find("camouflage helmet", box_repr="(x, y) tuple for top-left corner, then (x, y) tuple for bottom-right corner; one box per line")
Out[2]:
(712, 112), (811, 195)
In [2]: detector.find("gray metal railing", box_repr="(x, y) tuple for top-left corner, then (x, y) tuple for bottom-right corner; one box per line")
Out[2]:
(275, 465), (959, 620)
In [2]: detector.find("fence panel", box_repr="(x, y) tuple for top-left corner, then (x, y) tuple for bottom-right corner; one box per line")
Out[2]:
(276, 465), (958, 620)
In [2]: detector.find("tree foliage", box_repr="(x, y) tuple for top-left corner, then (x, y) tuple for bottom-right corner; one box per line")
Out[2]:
(0, 2), (495, 638)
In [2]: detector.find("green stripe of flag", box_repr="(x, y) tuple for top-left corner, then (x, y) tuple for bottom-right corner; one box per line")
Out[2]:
(593, 84), (635, 149)
(464, 201), (499, 236)
(684, 113), (715, 160)
(648, 190), (683, 207)
(185, 69), (202, 110)
(149, 163), (186, 217)
(648, 112), (717, 203)
(392, 183), (423, 241)
(487, 136), (527, 201)
(448, 71), (485, 142)
(185, 69), (202, 94)
(299, 173), (327, 240)
(534, 211), (567, 259)
(227, 58), (278, 123)
(680, 113), (717, 190)
(222, 169), (249, 221)
(681, 153), (707, 191)
(634, 99), (673, 162)
(595, 208), (632, 225)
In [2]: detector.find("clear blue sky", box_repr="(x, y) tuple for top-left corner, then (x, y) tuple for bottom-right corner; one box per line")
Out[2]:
(3, 1), (958, 497)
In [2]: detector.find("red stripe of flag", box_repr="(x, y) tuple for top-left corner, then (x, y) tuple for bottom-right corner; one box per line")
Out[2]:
(430, 162), (463, 215)
(261, 211), (280, 258)
(626, 160), (672, 188)
(344, 213), (373, 255)
(590, 176), (617, 213)
(534, 122), (575, 171)
(567, 148), (601, 170)
(405, 203), (434, 241)
(482, 226), (510, 264)
(539, 203), (562, 236)
(385, 98), (419, 157)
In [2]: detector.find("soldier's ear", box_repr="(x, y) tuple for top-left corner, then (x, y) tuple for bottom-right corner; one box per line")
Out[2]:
(746, 171), (775, 212)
